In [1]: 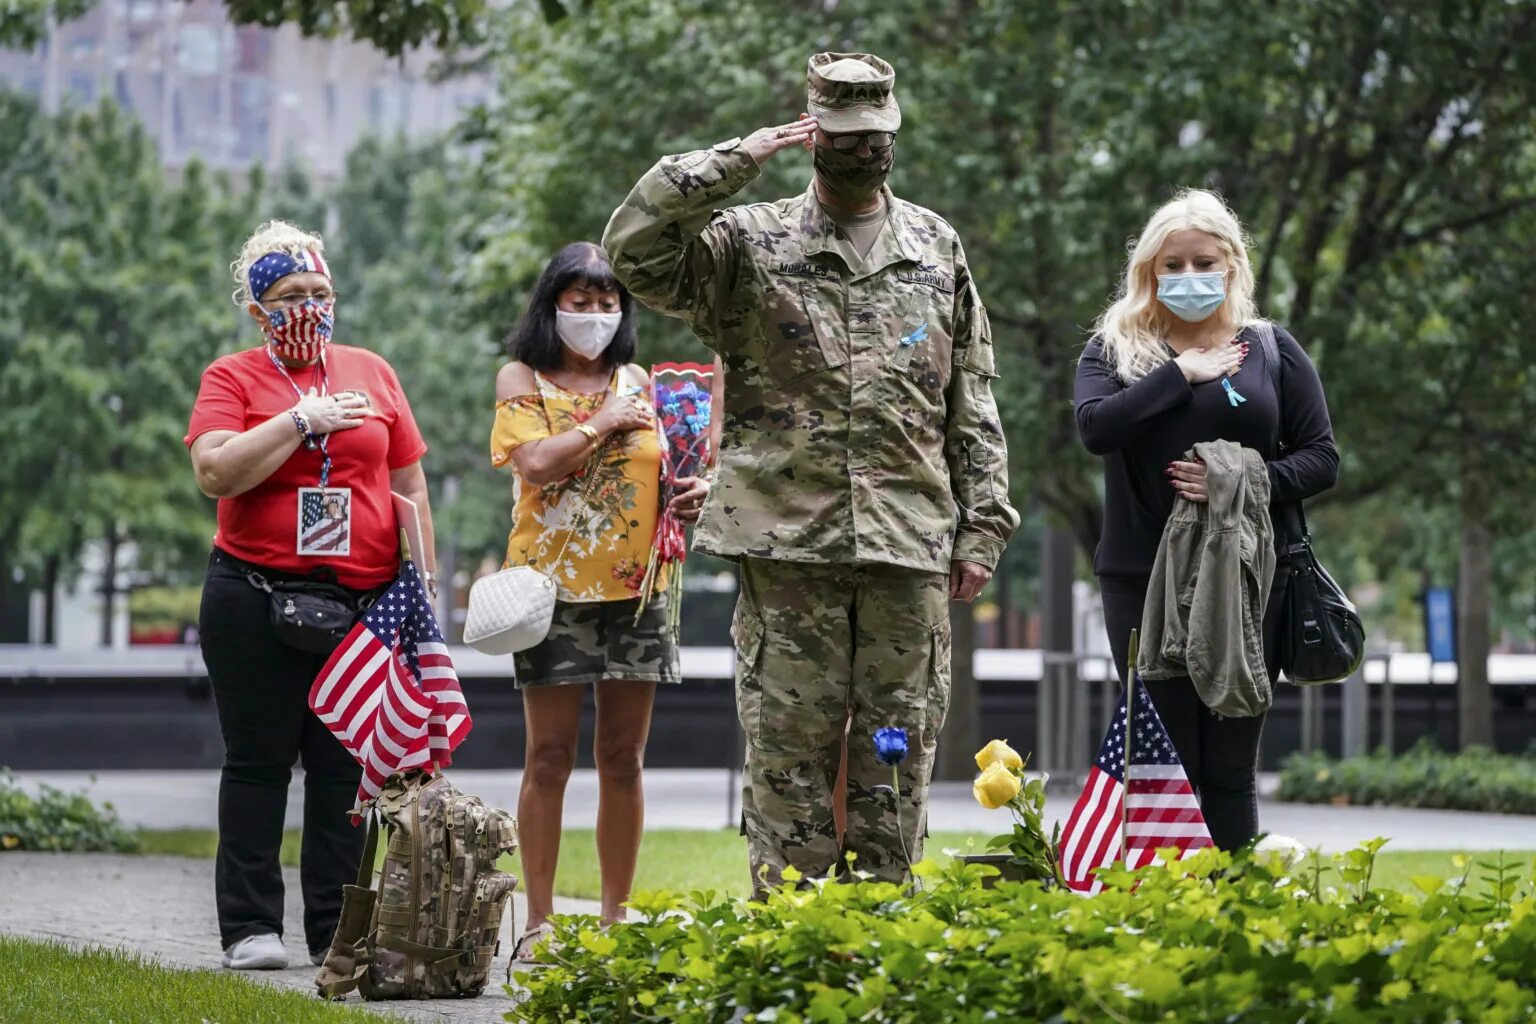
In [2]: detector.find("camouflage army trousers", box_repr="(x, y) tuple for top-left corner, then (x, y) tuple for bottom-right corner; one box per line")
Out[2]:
(732, 557), (951, 890)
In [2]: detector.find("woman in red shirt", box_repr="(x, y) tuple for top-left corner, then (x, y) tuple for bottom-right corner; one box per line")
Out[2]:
(185, 219), (438, 971)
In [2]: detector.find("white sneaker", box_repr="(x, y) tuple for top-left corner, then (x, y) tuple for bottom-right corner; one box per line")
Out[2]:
(223, 933), (289, 970)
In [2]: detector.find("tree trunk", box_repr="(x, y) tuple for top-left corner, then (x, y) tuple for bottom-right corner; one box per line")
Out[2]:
(1456, 475), (1494, 749)
(0, 525), (22, 643)
(994, 550), (1012, 647)
(43, 553), (59, 644)
(937, 599), (979, 781)
(100, 524), (119, 648)
(1037, 524), (1080, 772)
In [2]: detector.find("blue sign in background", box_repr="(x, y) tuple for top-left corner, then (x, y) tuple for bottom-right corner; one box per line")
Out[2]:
(1425, 586), (1456, 664)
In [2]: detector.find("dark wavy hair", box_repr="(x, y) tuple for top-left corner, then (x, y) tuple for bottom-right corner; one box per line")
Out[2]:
(505, 242), (638, 371)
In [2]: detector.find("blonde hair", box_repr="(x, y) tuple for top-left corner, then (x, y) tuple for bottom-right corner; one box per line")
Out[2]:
(230, 219), (327, 306)
(1092, 189), (1261, 382)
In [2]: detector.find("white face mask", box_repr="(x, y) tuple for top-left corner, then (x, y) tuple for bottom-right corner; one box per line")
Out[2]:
(555, 310), (621, 360)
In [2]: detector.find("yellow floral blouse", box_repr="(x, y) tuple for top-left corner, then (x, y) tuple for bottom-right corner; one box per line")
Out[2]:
(490, 370), (667, 603)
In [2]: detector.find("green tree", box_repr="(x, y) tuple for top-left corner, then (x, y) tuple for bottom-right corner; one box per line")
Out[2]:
(330, 135), (511, 617)
(0, 94), (253, 642)
(466, 0), (1536, 745)
(2, 0), (580, 57)
(0, 0), (92, 49)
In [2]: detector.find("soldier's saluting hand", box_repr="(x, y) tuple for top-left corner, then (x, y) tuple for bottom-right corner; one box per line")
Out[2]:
(603, 51), (1019, 895)
(739, 115), (819, 164)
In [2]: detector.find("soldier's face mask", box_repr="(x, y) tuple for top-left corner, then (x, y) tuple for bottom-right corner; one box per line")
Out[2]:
(813, 135), (895, 206)
(556, 310), (622, 360)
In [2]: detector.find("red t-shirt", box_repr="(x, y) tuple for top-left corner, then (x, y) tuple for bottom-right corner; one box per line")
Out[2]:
(185, 345), (428, 588)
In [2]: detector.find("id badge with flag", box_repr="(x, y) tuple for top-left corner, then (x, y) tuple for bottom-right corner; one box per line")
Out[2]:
(297, 487), (351, 556)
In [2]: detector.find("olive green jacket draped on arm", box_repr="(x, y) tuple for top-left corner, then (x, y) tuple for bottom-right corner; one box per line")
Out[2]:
(1138, 439), (1276, 717)
(601, 138), (1019, 572)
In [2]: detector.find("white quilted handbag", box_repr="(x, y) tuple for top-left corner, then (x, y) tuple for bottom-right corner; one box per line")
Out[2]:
(464, 402), (608, 656)
(462, 564), (558, 655)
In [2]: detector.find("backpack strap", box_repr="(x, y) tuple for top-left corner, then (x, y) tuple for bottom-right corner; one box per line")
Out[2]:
(1253, 321), (1314, 549)
(1255, 320), (1280, 397)
(315, 811), (383, 1000)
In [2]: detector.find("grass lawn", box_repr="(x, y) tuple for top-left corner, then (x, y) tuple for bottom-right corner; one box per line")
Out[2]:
(0, 936), (407, 1023)
(138, 827), (1533, 902)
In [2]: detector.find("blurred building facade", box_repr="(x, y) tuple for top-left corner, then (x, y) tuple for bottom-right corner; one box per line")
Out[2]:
(0, 0), (490, 178)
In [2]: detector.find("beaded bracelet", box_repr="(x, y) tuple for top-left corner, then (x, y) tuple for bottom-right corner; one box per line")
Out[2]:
(288, 407), (316, 448)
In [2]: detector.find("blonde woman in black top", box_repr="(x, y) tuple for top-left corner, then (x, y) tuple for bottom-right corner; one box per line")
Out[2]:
(1074, 188), (1338, 850)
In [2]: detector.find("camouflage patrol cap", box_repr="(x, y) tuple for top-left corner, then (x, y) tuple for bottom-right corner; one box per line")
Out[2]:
(806, 52), (901, 133)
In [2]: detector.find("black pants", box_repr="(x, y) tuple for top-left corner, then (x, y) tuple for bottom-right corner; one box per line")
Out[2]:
(199, 549), (367, 953)
(1098, 566), (1287, 852)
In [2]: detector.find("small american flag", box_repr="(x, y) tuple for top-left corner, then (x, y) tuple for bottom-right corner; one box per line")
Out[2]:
(1057, 680), (1213, 894)
(299, 489), (349, 555)
(308, 561), (471, 809)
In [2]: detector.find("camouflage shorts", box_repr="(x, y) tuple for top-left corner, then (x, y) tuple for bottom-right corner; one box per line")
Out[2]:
(513, 594), (681, 688)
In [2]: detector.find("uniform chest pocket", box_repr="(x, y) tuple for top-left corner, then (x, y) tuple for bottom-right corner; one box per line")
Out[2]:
(758, 278), (846, 389)
(889, 289), (953, 394)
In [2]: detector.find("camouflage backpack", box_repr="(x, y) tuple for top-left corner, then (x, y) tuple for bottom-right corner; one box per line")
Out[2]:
(316, 770), (518, 1001)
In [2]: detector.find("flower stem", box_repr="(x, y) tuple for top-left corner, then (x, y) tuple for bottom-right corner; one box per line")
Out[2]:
(892, 764), (914, 882)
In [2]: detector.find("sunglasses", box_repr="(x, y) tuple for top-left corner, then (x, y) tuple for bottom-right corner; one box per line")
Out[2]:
(822, 130), (897, 152)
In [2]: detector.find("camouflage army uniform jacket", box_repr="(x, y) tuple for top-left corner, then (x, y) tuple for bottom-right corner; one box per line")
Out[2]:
(603, 138), (1019, 573)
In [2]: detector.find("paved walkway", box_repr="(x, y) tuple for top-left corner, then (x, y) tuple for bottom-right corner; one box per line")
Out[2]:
(0, 852), (594, 1023)
(16, 768), (1536, 852)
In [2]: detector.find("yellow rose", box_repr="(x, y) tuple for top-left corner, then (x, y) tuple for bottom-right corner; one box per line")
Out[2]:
(1, 835), (19, 850)
(974, 738), (1024, 772)
(972, 761), (1022, 810)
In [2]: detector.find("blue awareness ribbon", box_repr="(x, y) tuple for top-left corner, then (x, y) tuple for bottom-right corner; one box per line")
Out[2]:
(1222, 377), (1247, 407)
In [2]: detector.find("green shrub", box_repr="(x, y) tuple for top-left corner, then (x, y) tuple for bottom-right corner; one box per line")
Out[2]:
(0, 770), (141, 853)
(506, 843), (1536, 1023)
(1278, 743), (1536, 814)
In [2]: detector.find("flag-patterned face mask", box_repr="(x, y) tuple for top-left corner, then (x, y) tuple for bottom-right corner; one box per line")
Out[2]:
(264, 299), (335, 363)
(248, 249), (334, 362)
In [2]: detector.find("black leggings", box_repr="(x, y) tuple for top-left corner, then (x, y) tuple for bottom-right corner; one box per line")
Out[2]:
(1098, 568), (1287, 852)
(199, 549), (367, 954)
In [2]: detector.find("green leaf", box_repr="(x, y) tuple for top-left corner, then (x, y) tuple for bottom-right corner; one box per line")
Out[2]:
(578, 929), (617, 956)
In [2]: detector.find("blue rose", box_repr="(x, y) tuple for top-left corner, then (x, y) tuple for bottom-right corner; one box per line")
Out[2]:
(873, 727), (908, 767)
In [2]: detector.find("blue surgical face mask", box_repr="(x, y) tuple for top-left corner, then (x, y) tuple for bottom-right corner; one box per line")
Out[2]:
(1157, 271), (1226, 322)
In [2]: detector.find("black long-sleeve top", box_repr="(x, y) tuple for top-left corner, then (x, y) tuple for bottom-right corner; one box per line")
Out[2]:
(1074, 324), (1339, 577)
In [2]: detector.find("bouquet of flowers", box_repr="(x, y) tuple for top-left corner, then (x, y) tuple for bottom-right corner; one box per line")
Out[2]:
(635, 362), (714, 635)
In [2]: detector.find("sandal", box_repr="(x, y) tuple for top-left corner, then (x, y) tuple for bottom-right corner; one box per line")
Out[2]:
(512, 922), (557, 965)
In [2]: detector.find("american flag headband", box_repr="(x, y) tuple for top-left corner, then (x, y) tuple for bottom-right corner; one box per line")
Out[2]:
(267, 345), (333, 489)
(248, 249), (330, 301)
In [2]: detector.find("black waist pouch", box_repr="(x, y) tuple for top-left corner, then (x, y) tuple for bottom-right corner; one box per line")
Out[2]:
(242, 571), (373, 656)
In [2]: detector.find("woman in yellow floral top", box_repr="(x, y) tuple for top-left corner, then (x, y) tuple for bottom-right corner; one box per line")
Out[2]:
(490, 242), (712, 961)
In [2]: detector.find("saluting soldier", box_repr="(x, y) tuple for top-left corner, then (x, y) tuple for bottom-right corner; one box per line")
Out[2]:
(604, 51), (1019, 890)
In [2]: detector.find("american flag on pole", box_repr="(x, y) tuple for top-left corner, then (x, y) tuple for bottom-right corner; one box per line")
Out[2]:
(308, 560), (471, 809)
(1057, 680), (1213, 894)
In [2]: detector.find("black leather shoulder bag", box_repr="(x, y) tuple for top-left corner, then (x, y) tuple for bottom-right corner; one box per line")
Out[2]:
(1257, 323), (1366, 684)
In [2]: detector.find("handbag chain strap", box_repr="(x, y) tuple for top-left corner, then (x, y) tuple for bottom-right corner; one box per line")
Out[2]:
(528, 369), (624, 580)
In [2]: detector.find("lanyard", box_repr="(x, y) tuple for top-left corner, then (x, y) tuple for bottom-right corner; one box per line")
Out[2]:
(267, 346), (333, 488)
